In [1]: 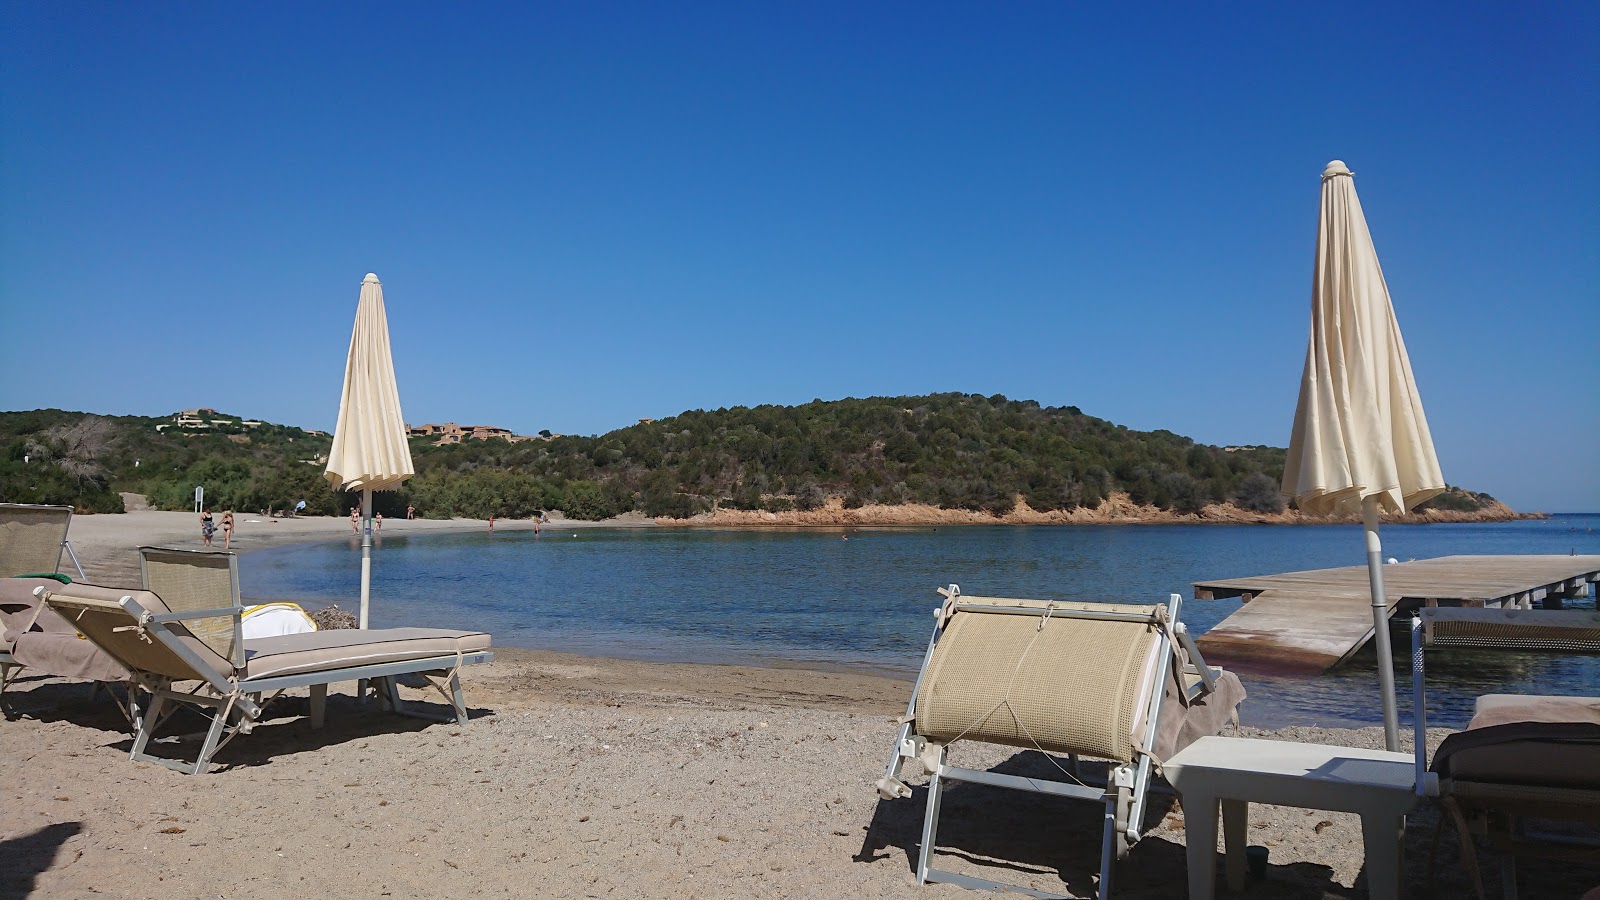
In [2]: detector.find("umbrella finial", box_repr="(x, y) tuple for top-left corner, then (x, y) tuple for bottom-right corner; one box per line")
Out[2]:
(363, 272), (381, 284)
(1322, 160), (1353, 179)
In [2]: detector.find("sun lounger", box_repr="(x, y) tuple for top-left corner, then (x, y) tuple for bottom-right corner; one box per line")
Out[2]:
(1, 503), (108, 701)
(37, 559), (493, 774)
(1412, 607), (1600, 899)
(876, 587), (1246, 900)
(0, 502), (87, 581)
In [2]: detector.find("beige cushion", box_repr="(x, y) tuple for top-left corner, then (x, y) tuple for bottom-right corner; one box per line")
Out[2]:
(1432, 694), (1600, 789)
(242, 628), (491, 681)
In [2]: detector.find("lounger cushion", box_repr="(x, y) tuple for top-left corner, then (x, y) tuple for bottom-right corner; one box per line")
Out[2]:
(1431, 693), (1600, 789)
(242, 628), (492, 681)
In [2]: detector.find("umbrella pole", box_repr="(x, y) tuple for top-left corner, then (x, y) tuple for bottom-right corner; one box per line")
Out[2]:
(359, 488), (373, 702)
(1363, 496), (1401, 752)
(360, 488), (373, 629)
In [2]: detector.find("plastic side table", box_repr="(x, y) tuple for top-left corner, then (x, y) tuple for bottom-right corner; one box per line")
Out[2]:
(1163, 736), (1418, 900)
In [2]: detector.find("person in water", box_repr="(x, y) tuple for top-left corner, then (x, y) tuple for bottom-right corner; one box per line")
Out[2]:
(200, 508), (215, 547)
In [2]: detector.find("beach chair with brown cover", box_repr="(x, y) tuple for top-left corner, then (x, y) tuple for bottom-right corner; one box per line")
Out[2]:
(1, 503), (110, 701)
(36, 547), (493, 774)
(1411, 606), (1600, 899)
(876, 587), (1246, 900)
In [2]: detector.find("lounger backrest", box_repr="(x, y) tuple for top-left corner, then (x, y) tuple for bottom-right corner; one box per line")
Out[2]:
(140, 547), (244, 667)
(914, 598), (1165, 763)
(1422, 607), (1600, 653)
(0, 503), (71, 578)
(40, 582), (234, 683)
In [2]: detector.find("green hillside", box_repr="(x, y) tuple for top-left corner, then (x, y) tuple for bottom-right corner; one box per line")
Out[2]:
(0, 395), (1501, 520)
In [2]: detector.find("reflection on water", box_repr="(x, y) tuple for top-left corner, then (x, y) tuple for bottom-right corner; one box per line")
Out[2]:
(244, 514), (1600, 729)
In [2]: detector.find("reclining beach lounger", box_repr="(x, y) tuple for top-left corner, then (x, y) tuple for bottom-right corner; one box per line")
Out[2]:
(0, 502), (88, 581)
(1412, 607), (1600, 899)
(36, 578), (493, 774)
(1, 503), (116, 702)
(876, 587), (1246, 900)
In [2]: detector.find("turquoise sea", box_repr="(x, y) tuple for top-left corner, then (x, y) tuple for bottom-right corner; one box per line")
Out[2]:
(244, 514), (1600, 729)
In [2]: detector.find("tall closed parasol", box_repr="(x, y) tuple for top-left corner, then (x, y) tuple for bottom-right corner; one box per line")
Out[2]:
(325, 273), (415, 630)
(1283, 161), (1445, 751)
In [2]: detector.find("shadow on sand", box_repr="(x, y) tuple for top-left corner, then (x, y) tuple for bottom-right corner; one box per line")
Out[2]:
(4, 678), (490, 773)
(0, 822), (82, 900)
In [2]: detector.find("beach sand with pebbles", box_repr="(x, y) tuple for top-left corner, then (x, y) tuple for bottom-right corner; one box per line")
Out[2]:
(4, 512), (1594, 899)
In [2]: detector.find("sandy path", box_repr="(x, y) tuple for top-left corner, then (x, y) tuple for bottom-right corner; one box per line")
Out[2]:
(4, 513), (1595, 898)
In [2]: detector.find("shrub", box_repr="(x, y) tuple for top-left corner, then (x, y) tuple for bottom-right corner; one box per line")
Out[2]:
(794, 483), (826, 512)
(1234, 472), (1285, 513)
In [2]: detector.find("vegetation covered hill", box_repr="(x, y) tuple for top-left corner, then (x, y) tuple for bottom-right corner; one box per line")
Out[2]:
(0, 395), (1506, 521)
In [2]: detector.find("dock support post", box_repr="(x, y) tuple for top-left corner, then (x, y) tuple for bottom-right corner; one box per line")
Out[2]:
(1364, 497), (1401, 753)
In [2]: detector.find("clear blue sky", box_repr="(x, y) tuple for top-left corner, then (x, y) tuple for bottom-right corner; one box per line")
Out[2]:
(2, 4), (1595, 511)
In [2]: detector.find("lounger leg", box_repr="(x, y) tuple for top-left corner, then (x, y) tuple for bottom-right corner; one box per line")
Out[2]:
(130, 693), (166, 761)
(309, 683), (327, 729)
(448, 671), (467, 724)
(382, 676), (404, 714)
(1098, 794), (1117, 900)
(918, 753), (947, 885)
(191, 707), (231, 775)
(0, 661), (18, 703)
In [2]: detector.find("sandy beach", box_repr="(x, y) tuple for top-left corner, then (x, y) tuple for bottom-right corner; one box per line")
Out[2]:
(4, 513), (1591, 899)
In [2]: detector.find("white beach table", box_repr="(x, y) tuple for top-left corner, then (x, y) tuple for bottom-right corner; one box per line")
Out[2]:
(1164, 736), (1417, 900)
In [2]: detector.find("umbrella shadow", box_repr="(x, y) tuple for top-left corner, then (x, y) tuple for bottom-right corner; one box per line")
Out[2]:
(0, 821), (82, 900)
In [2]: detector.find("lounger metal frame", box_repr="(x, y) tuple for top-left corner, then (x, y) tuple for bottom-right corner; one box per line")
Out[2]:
(41, 587), (492, 775)
(1411, 606), (1600, 900)
(878, 589), (1217, 900)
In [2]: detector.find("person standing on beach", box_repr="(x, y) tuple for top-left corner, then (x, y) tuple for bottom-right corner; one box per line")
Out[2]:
(200, 508), (215, 547)
(351, 507), (360, 533)
(407, 504), (415, 520)
(375, 512), (383, 532)
(222, 511), (234, 551)
(488, 514), (495, 532)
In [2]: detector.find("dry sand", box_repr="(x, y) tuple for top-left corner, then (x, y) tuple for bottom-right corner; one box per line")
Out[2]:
(4, 513), (1593, 899)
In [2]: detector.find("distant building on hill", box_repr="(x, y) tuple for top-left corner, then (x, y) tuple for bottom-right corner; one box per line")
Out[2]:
(405, 421), (539, 445)
(157, 408), (261, 432)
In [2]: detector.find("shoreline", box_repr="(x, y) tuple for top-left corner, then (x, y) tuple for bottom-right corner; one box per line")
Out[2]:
(60, 508), (655, 588)
(656, 493), (1541, 528)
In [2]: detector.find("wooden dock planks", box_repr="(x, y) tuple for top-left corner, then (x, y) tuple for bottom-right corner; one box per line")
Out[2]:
(1193, 555), (1600, 673)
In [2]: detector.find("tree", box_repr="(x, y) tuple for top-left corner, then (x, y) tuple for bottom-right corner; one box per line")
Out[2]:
(1234, 472), (1285, 513)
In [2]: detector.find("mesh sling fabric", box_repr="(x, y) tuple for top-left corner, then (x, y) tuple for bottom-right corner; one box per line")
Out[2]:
(913, 599), (1161, 763)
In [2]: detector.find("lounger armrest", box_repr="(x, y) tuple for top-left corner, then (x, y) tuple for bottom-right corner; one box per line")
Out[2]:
(150, 607), (243, 623)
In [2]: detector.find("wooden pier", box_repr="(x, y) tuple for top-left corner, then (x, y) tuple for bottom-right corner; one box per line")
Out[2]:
(1193, 555), (1600, 673)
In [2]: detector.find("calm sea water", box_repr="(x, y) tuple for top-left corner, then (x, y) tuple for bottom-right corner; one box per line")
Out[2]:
(244, 514), (1600, 729)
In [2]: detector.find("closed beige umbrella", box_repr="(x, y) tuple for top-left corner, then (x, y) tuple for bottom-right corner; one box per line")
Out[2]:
(1283, 161), (1445, 751)
(325, 273), (415, 630)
